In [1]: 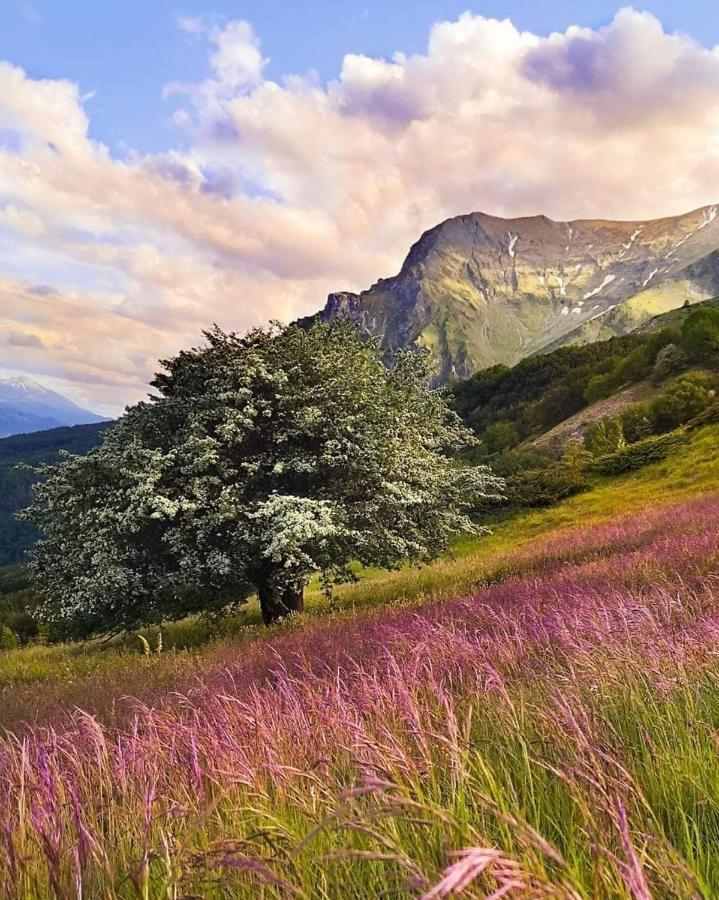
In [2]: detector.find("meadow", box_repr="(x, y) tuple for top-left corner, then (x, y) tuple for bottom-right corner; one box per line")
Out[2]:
(1, 425), (719, 897)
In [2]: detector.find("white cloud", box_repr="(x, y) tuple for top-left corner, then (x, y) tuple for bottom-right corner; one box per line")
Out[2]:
(0, 8), (718, 413)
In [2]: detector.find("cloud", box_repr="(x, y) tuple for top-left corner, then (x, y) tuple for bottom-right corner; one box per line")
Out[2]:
(169, 18), (268, 108)
(522, 9), (719, 122)
(1, 328), (44, 349)
(0, 8), (718, 413)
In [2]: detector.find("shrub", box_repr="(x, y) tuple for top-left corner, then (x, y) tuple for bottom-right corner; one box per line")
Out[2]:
(651, 343), (688, 384)
(0, 625), (19, 651)
(649, 372), (717, 432)
(686, 399), (719, 430)
(584, 417), (626, 456)
(504, 464), (590, 507)
(481, 421), (519, 454)
(620, 405), (654, 443)
(561, 439), (593, 476)
(680, 307), (719, 362)
(589, 430), (687, 476)
(583, 372), (617, 405)
(612, 342), (655, 384)
(490, 446), (555, 477)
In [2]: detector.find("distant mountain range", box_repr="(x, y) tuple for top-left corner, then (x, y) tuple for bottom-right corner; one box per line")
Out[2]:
(305, 204), (719, 383)
(0, 376), (108, 438)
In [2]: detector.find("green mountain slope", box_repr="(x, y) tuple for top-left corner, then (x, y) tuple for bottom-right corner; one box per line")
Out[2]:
(308, 205), (719, 384)
(634, 295), (719, 334)
(449, 302), (719, 466)
(0, 422), (109, 566)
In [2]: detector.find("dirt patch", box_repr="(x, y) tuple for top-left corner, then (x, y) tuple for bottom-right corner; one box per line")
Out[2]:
(529, 379), (659, 453)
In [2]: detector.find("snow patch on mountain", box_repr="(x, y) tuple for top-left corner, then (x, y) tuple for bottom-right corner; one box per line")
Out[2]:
(584, 274), (617, 301)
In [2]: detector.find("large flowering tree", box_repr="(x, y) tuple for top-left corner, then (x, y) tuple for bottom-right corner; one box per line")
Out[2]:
(26, 321), (502, 637)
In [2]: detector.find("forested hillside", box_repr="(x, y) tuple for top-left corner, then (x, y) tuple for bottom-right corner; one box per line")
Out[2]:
(450, 301), (719, 460)
(0, 422), (108, 565)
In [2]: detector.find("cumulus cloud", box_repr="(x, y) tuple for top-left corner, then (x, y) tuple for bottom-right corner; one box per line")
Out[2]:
(0, 7), (718, 413)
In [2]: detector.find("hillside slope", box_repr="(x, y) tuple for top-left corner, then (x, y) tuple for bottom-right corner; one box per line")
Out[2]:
(308, 205), (719, 383)
(449, 300), (719, 463)
(0, 422), (109, 565)
(0, 425), (718, 896)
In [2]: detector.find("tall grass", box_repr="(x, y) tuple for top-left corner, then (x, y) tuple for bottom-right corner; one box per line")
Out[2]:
(1, 494), (718, 897)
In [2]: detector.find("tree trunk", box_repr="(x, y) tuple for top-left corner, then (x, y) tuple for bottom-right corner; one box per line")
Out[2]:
(257, 576), (304, 625)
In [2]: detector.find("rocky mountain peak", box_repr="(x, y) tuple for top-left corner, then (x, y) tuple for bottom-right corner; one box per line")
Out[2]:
(308, 204), (719, 384)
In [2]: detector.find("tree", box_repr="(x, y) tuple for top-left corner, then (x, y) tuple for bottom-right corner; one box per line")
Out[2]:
(651, 343), (687, 385)
(25, 322), (503, 638)
(620, 405), (654, 443)
(481, 421), (519, 455)
(583, 372), (617, 406)
(561, 439), (592, 477)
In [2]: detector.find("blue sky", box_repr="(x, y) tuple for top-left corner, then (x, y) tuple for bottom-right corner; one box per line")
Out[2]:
(0, 2), (718, 412)
(1, 1), (717, 156)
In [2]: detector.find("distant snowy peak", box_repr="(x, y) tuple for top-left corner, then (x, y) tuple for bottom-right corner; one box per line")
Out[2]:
(0, 376), (65, 399)
(2, 376), (42, 391)
(0, 375), (107, 438)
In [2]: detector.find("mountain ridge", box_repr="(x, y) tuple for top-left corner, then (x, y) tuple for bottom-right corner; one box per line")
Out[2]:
(306, 203), (719, 383)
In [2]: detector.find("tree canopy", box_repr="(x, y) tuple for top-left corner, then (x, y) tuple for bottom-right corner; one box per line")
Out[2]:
(26, 321), (502, 637)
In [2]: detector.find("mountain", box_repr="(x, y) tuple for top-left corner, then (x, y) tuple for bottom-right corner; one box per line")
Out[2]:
(306, 204), (719, 383)
(0, 376), (107, 438)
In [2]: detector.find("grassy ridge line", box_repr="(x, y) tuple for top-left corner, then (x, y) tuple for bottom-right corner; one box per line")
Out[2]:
(0, 423), (717, 723)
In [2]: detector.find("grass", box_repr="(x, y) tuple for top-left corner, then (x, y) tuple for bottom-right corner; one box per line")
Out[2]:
(1, 493), (718, 896)
(0, 427), (718, 896)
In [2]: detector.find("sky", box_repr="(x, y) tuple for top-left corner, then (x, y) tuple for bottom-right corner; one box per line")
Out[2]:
(0, 1), (718, 414)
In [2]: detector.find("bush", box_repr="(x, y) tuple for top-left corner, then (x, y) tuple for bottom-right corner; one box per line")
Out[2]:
(680, 307), (719, 362)
(583, 372), (617, 405)
(0, 625), (19, 651)
(584, 418), (626, 456)
(620, 405), (654, 443)
(504, 464), (590, 508)
(651, 343), (688, 384)
(589, 430), (687, 476)
(686, 400), (719, 430)
(481, 421), (519, 454)
(649, 372), (717, 432)
(490, 446), (555, 477)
